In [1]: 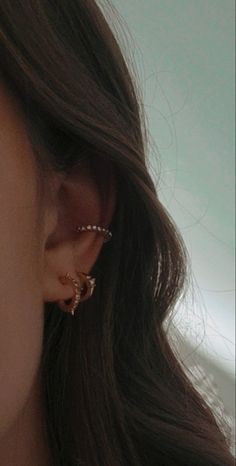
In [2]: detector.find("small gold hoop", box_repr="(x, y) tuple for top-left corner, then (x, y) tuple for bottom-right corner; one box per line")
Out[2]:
(58, 272), (96, 316)
(74, 225), (112, 243)
(58, 273), (82, 316)
(76, 271), (96, 301)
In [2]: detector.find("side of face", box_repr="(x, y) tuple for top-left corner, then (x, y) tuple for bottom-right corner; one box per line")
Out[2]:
(0, 78), (116, 448)
(0, 81), (46, 438)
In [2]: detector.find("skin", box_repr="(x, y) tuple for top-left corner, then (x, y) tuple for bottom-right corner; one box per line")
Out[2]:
(0, 79), (115, 465)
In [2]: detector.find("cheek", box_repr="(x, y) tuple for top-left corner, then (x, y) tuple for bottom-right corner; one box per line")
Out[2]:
(0, 276), (44, 439)
(0, 82), (49, 439)
(0, 179), (44, 439)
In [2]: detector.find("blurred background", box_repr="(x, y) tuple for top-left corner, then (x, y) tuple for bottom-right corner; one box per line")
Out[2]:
(101, 0), (235, 421)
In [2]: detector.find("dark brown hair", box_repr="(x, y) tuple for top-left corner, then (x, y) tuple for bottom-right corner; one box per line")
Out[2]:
(0, 1), (234, 465)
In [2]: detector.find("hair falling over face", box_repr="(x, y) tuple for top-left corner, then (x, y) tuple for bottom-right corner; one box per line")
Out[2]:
(0, 1), (234, 465)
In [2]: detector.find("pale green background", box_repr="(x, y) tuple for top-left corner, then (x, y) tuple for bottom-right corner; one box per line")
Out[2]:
(101, 0), (235, 416)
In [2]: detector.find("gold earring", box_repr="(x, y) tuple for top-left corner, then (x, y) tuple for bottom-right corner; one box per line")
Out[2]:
(74, 224), (112, 243)
(57, 272), (96, 316)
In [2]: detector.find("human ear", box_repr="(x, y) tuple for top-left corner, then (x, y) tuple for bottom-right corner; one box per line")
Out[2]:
(41, 157), (116, 305)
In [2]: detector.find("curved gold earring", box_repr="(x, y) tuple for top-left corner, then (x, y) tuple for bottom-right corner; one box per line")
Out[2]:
(57, 272), (96, 316)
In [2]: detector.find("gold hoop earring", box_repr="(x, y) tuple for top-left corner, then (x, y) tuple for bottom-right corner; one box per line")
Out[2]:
(57, 272), (96, 316)
(74, 224), (112, 242)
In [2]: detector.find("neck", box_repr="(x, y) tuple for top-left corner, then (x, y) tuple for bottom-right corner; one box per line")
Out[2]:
(0, 374), (52, 466)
